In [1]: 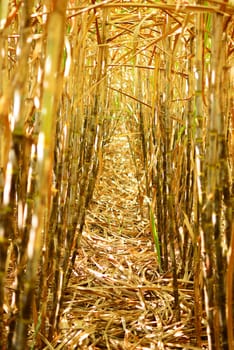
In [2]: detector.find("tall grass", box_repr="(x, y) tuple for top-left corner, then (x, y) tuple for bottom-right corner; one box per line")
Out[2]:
(0, 1), (233, 349)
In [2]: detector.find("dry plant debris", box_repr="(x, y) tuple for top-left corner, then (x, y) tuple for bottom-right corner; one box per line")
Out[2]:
(54, 133), (207, 350)
(0, 2), (232, 349)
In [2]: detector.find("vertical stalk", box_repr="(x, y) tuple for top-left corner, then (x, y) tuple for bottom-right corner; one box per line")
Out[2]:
(201, 12), (230, 350)
(0, 1), (34, 347)
(13, 2), (68, 348)
(194, 7), (206, 346)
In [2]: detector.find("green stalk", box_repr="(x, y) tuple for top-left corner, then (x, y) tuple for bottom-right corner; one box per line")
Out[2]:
(150, 206), (162, 273)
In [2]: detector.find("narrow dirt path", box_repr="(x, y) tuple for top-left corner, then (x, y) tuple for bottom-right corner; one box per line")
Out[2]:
(62, 133), (196, 349)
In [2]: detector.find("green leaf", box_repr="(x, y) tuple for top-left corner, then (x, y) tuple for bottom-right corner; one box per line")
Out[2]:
(150, 207), (162, 273)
